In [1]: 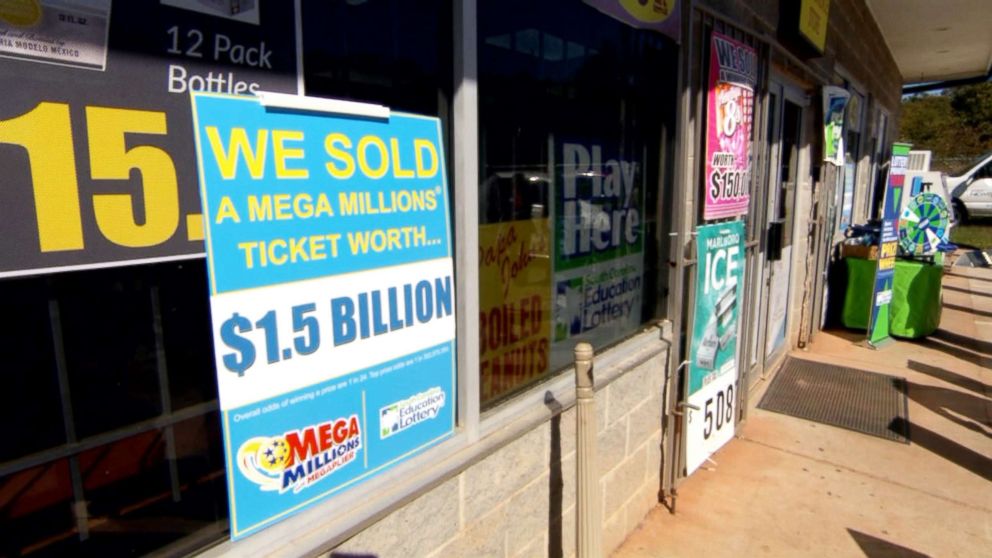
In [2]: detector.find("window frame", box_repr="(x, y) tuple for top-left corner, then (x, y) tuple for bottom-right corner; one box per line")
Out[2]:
(0, 2), (679, 555)
(833, 66), (871, 228)
(202, 1), (677, 555)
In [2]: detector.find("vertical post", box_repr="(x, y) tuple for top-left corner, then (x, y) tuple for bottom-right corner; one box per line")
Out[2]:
(49, 299), (88, 541)
(668, 0), (697, 499)
(150, 286), (182, 503)
(453, 0), (480, 443)
(574, 342), (601, 558)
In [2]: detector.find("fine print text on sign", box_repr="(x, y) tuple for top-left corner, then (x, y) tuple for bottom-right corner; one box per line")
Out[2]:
(191, 93), (455, 539)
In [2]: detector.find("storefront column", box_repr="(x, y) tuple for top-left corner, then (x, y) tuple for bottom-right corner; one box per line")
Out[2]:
(453, 0), (481, 442)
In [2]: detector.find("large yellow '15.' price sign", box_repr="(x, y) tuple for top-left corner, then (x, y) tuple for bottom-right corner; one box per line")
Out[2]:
(0, 102), (203, 255)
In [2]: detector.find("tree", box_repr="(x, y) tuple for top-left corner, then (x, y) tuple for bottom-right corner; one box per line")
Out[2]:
(950, 83), (992, 145)
(900, 81), (992, 173)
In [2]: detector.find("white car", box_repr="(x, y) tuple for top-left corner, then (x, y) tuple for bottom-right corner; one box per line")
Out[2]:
(949, 151), (992, 221)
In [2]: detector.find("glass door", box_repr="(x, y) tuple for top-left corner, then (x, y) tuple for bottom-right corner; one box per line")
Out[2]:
(755, 79), (808, 379)
(745, 88), (777, 387)
(764, 96), (802, 357)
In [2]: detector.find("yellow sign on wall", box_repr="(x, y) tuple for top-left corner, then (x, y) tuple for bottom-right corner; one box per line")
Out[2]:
(618, 0), (675, 23)
(799, 0), (829, 53)
(479, 219), (552, 403)
(582, 0), (680, 42)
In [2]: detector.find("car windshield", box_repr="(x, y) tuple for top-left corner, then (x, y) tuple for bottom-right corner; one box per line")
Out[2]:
(952, 151), (992, 176)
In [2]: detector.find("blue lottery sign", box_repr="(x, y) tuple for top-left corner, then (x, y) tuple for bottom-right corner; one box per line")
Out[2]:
(191, 93), (455, 539)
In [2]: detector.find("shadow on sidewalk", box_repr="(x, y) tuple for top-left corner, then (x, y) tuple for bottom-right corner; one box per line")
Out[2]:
(891, 418), (992, 482)
(904, 380), (992, 439)
(944, 284), (992, 298)
(931, 329), (992, 357)
(945, 272), (992, 284)
(907, 360), (992, 397)
(942, 302), (992, 320)
(847, 529), (928, 558)
(914, 337), (986, 367)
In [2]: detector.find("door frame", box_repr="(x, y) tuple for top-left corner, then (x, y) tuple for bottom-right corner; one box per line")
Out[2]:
(747, 75), (810, 384)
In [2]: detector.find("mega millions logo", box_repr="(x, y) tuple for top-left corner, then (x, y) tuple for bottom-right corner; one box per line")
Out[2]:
(237, 415), (362, 494)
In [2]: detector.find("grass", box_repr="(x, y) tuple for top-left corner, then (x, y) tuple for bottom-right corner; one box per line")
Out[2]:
(951, 217), (992, 249)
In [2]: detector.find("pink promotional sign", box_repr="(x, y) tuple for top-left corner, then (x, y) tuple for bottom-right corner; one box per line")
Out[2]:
(704, 32), (757, 220)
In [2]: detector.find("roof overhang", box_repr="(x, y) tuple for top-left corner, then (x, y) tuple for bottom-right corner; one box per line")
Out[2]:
(865, 0), (992, 85)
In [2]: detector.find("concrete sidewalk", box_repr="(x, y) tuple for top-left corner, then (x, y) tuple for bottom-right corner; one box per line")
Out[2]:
(614, 265), (992, 557)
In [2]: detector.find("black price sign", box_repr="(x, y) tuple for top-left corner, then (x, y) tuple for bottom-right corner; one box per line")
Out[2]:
(0, 0), (297, 277)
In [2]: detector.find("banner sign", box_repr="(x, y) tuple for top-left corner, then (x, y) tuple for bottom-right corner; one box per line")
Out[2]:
(867, 143), (910, 347)
(839, 158), (856, 231)
(191, 93), (455, 539)
(552, 139), (645, 368)
(686, 221), (744, 475)
(0, 0), (297, 278)
(582, 0), (680, 42)
(479, 219), (552, 404)
(823, 86), (849, 166)
(798, 0), (830, 53)
(847, 90), (864, 133)
(703, 33), (756, 221)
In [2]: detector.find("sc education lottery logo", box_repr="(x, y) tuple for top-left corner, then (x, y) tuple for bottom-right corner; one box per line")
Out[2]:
(379, 387), (446, 439)
(237, 415), (362, 494)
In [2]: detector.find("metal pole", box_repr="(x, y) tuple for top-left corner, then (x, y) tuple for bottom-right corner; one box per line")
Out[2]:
(453, 0), (480, 442)
(150, 286), (182, 503)
(49, 299), (88, 541)
(574, 342), (601, 558)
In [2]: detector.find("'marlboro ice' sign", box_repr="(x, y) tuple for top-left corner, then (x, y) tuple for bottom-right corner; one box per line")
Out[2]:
(686, 221), (744, 474)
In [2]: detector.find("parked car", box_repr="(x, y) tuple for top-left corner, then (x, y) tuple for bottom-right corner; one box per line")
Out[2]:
(948, 151), (992, 221)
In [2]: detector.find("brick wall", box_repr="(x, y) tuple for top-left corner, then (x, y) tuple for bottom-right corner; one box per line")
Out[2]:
(326, 338), (670, 558)
(825, 0), (903, 112)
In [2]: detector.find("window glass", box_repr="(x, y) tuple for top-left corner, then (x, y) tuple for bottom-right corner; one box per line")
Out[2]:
(478, 0), (677, 406)
(839, 87), (862, 231)
(1, 459), (75, 555)
(0, 263), (227, 556)
(779, 99), (802, 245)
(300, 0), (453, 237)
(1, 2), (454, 554)
(0, 279), (63, 461)
(951, 152), (991, 177)
(58, 268), (162, 438)
(159, 262), (218, 410)
(302, 0), (452, 127)
(870, 111), (889, 219)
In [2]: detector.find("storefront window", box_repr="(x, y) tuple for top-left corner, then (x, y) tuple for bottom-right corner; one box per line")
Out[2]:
(301, 0), (453, 230)
(477, 0), (677, 407)
(0, 262), (228, 557)
(0, 1), (452, 554)
(839, 88), (864, 230)
(777, 99), (802, 248)
(302, 0), (452, 120)
(869, 110), (890, 219)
